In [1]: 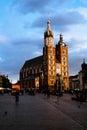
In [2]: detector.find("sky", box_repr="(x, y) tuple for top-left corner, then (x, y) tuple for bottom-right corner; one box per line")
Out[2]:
(0, 0), (87, 83)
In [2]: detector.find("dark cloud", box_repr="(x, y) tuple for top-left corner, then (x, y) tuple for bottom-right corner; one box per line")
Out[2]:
(0, 56), (22, 79)
(23, 10), (86, 34)
(68, 43), (87, 76)
(57, 0), (69, 3)
(53, 11), (86, 26)
(12, 37), (43, 49)
(12, 0), (70, 14)
(12, 0), (86, 33)
(0, 36), (43, 81)
(24, 18), (46, 29)
(68, 38), (87, 52)
(12, 38), (33, 45)
(69, 54), (85, 75)
(68, 38), (80, 49)
(11, 37), (43, 61)
(12, 0), (49, 14)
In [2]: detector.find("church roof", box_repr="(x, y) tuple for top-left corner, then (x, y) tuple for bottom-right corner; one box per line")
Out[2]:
(22, 55), (43, 69)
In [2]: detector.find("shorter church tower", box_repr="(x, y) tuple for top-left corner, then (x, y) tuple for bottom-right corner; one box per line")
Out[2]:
(56, 34), (69, 90)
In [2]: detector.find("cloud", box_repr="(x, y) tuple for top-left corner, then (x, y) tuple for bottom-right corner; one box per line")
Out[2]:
(75, 7), (87, 19)
(53, 11), (86, 26)
(12, 0), (73, 14)
(68, 36), (87, 76)
(33, 50), (42, 56)
(23, 10), (86, 35)
(68, 38), (87, 52)
(11, 36), (43, 50)
(0, 35), (10, 44)
(0, 0), (87, 83)
(81, 0), (87, 4)
(12, 0), (49, 14)
(69, 58), (82, 75)
(0, 57), (4, 62)
(0, 55), (23, 83)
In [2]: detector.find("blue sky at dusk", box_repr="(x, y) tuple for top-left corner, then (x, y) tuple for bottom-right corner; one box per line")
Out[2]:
(0, 0), (87, 83)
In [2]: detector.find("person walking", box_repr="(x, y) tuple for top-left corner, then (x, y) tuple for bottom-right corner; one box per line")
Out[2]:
(15, 90), (19, 104)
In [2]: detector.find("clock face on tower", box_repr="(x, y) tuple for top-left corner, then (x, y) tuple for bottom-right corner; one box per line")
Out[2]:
(45, 37), (53, 46)
(49, 37), (53, 45)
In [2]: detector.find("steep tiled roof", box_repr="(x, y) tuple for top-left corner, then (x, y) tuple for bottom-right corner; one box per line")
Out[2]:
(22, 55), (43, 69)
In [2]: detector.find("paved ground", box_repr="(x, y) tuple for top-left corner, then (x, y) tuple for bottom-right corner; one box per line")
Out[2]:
(39, 93), (87, 129)
(0, 93), (87, 130)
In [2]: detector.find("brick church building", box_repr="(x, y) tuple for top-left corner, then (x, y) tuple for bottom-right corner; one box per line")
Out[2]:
(19, 20), (69, 92)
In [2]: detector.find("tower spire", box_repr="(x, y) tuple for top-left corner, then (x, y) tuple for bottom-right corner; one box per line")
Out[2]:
(58, 33), (66, 46)
(60, 34), (63, 42)
(83, 58), (85, 63)
(44, 19), (54, 38)
(47, 20), (51, 30)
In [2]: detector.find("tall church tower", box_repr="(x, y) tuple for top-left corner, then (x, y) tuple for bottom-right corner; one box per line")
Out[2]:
(56, 34), (69, 90)
(43, 20), (56, 91)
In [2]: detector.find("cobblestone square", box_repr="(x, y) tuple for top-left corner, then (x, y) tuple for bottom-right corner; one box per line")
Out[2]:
(0, 93), (87, 130)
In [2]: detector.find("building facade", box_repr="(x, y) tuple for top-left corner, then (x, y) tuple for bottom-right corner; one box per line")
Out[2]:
(79, 59), (87, 90)
(0, 74), (12, 93)
(20, 20), (69, 92)
(69, 75), (80, 90)
(69, 59), (87, 91)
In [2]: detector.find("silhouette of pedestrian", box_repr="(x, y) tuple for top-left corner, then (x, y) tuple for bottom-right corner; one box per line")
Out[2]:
(47, 89), (50, 98)
(15, 90), (19, 104)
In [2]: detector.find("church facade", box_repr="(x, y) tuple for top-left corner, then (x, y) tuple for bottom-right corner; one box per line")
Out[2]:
(19, 20), (69, 92)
